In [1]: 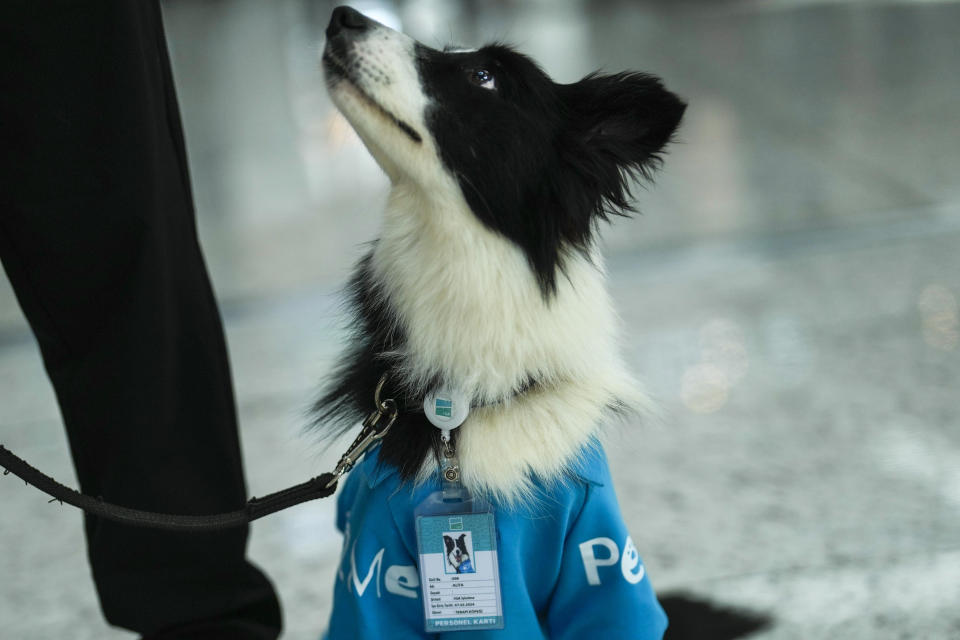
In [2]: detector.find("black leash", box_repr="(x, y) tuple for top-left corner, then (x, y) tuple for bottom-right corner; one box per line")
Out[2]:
(0, 445), (337, 532)
(0, 375), (397, 533)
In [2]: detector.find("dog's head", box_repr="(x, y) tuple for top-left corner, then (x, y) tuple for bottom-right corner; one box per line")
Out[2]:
(323, 6), (686, 293)
(443, 533), (469, 570)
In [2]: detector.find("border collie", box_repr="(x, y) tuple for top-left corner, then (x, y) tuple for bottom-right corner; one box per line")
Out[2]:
(315, 6), (685, 503)
(315, 7), (689, 639)
(443, 533), (473, 574)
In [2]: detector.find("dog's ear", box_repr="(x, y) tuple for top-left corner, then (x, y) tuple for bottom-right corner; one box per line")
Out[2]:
(557, 72), (686, 215)
(443, 535), (454, 553)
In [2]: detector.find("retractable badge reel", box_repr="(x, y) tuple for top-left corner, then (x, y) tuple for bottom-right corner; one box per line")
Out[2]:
(414, 389), (504, 633)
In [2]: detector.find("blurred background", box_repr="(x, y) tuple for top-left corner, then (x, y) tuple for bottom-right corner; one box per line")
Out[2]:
(2, 0), (959, 638)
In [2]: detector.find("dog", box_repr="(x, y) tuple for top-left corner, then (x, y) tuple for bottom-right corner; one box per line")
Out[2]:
(443, 533), (473, 574)
(316, 6), (685, 638)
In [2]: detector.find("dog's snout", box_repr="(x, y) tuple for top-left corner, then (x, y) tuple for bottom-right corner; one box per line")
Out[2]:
(327, 6), (372, 39)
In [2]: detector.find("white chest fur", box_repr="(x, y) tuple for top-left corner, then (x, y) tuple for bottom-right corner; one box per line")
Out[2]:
(369, 180), (647, 502)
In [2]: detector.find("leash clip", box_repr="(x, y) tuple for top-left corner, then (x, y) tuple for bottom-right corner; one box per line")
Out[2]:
(325, 374), (397, 489)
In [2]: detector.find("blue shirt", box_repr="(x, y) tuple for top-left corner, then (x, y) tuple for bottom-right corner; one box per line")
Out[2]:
(323, 444), (667, 639)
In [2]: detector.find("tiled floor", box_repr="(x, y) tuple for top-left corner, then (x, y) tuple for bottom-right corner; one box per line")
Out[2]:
(2, 0), (959, 638)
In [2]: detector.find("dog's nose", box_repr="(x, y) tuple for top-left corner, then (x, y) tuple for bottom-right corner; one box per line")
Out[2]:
(327, 6), (372, 39)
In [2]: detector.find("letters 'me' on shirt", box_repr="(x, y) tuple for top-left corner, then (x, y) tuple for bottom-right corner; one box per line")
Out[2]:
(322, 445), (667, 639)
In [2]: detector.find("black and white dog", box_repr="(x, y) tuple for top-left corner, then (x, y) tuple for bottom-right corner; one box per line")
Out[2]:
(443, 533), (473, 574)
(315, 7), (684, 502)
(315, 7), (691, 638)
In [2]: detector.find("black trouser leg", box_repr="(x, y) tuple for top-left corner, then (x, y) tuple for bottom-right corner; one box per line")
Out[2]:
(0, 2), (282, 637)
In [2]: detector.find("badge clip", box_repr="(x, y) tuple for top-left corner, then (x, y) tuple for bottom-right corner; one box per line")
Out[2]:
(423, 387), (470, 498)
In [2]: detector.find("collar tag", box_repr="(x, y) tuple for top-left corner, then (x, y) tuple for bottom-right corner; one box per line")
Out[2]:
(423, 388), (470, 430)
(423, 388), (469, 492)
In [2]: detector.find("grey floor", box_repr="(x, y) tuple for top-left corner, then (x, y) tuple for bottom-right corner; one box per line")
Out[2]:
(2, 0), (959, 638)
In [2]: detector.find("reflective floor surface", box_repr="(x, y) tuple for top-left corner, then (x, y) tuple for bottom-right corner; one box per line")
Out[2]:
(2, 0), (959, 638)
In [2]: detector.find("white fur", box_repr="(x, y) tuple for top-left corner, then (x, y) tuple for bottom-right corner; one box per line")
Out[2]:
(325, 25), (439, 187)
(374, 181), (648, 503)
(324, 19), (649, 503)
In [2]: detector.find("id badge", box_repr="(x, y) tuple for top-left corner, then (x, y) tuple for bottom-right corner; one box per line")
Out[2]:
(415, 491), (504, 632)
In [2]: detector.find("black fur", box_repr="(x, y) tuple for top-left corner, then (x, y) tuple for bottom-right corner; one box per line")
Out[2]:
(659, 593), (772, 639)
(311, 251), (445, 479)
(416, 44), (686, 294)
(313, 40), (685, 481)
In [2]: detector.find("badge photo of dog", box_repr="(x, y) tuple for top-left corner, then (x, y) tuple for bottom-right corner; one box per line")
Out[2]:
(443, 532), (475, 574)
(315, 6), (686, 638)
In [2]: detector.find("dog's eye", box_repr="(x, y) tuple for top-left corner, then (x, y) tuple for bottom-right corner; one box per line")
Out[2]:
(468, 68), (496, 90)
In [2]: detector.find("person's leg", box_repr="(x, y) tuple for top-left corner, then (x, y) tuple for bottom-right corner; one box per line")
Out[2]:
(0, 2), (282, 637)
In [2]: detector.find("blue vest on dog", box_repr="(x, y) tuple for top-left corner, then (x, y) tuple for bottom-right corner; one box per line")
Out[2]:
(323, 444), (667, 639)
